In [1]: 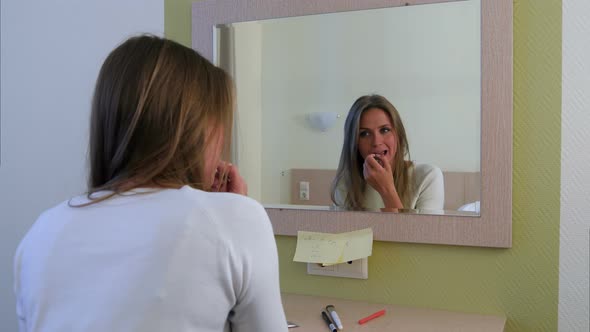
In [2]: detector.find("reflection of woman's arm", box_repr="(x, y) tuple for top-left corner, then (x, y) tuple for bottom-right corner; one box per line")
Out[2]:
(414, 165), (445, 210)
(378, 186), (403, 210)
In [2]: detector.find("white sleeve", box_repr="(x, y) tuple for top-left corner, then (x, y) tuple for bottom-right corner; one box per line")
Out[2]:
(17, 304), (26, 332)
(332, 177), (349, 208)
(14, 242), (27, 332)
(227, 199), (288, 332)
(333, 184), (346, 207)
(415, 165), (445, 211)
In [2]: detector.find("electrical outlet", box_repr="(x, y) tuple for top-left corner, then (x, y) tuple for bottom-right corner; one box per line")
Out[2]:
(299, 181), (310, 200)
(306, 257), (368, 279)
(299, 191), (308, 200)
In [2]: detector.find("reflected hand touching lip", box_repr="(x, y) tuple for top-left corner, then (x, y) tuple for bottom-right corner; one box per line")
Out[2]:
(372, 152), (387, 167)
(363, 152), (405, 211)
(363, 154), (398, 204)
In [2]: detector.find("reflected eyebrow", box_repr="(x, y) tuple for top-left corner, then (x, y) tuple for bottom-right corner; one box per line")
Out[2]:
(359, 124), (391, 130)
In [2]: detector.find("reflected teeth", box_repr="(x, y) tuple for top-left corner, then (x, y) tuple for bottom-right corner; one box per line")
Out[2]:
(374, 155), (384, 166)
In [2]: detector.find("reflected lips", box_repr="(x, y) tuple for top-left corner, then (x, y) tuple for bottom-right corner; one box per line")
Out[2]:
(372, 150), (387, 167)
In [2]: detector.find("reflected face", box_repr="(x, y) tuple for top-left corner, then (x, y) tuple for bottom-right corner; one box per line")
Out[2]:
(357, 108), (397, 165)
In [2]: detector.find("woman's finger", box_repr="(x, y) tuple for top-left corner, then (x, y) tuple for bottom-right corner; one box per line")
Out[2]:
(365, 154), (384, 171)
(381, 155), (392, 173)
(226, 163), (248, 195)
(213, 161), (230, 192)
(363, 159), (375, 180)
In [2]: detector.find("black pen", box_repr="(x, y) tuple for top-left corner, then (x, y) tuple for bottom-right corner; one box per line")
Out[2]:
(321, 310), (337, 332)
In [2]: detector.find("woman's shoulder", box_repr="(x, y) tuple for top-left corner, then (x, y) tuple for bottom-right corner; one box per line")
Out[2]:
(179, 187), (275, 244)
(64, 186), (267, 225)
(412, 162), (442, 173)
(410, 162), (443, 182)
(179, 186), (264, 211)
(179, 186), (271, 228)
(15, 198), (84, 260)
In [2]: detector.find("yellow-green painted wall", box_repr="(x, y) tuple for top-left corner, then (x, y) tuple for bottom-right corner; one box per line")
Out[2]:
(165, 1), (561, 330)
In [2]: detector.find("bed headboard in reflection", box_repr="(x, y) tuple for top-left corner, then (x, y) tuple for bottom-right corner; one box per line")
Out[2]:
(290, 168), (480, 211)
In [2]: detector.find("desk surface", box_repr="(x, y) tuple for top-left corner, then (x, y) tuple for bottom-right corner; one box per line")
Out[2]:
(282, 293), (506, 332)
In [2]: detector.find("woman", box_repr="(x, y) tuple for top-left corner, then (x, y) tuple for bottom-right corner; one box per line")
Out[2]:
(14, 35), (287, 332)
(331, 94), (444, 212)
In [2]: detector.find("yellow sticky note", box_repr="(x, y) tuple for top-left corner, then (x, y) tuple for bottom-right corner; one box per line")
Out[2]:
(293, 228), (373, 264)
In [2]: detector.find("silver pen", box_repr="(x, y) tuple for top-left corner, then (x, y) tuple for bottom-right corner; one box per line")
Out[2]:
(321, 310), (337, 332)
(326, 305), (343, 330)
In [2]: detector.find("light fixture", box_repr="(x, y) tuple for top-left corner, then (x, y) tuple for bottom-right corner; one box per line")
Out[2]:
(307, 112), (339, 132)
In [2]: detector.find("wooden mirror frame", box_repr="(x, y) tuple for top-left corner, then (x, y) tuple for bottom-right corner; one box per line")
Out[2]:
(192, 0), (512, 248)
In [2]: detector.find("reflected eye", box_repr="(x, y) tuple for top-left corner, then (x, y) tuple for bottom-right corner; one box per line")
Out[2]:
(380, 127), (391, 134)
(359, 130), (370, 138)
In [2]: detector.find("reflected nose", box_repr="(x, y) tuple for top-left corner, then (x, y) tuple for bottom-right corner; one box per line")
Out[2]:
(372, 132), (383, 146)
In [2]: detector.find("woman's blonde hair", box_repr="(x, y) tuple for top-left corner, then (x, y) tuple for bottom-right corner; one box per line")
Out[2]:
(84, 35), (233, 203)
(330, 94), (413, 209)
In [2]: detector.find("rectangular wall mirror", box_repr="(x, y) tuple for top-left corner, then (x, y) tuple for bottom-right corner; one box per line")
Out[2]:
(192, 0), (512, 248)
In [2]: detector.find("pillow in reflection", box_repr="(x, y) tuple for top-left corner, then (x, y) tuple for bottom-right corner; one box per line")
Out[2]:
(458, 201), (480, 213)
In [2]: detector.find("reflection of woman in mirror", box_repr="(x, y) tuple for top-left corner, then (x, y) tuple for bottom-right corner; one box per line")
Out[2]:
(330, 94), (444, 212)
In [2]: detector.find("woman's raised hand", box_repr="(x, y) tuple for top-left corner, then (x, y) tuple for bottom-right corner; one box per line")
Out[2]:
(212, 161), (248, 196)
(363, 154), (403, 209)
(363, 154), (394, 194)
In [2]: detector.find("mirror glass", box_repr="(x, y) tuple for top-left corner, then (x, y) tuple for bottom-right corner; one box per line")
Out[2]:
(215, 0), (481, 216)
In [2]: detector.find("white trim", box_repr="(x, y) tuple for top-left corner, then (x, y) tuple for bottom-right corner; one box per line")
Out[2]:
(559, 0), (590, 330)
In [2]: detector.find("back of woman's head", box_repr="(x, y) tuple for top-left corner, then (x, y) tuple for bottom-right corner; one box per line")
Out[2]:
(89, 35), (233, 194)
